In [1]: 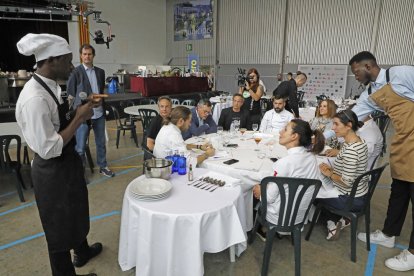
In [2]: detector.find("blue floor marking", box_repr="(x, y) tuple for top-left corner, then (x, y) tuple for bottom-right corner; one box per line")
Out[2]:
(395, 243), (408, 250)
(0, 210), (120, 251)
(0, 152), (142, 198)
(0, 202), (36, 217)
(365, 243), (377, 276)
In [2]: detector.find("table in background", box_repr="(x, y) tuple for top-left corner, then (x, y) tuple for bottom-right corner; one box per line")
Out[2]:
(124, 104), (179, 116)
(130, 77), (209, 96)
(118, 169), (247, 276)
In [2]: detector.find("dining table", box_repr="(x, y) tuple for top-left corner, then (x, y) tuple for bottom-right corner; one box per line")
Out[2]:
(118, 168), (248, 276)
(124, 104), (179, 116)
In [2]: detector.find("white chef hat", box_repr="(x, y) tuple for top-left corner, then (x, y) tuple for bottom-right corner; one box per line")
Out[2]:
(16, 33), (72, 62)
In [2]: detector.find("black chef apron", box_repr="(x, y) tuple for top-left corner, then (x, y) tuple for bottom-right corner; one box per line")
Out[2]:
(31, 74), (90, 252)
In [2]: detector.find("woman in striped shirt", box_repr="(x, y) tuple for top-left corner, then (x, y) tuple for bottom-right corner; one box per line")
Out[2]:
(318, 109), (368, 240)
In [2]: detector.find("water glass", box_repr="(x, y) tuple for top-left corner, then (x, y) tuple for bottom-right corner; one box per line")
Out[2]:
(252, 123), (258, 132)
(217, 126), (223, 135)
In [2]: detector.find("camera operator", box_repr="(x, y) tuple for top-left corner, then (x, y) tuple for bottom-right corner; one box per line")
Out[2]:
(238, 68), (264, 129)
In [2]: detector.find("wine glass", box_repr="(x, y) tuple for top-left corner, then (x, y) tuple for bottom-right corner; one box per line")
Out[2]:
(252, 123), (258, 132)
(253, 135), (262, 151)
(217, 126), (223, 135)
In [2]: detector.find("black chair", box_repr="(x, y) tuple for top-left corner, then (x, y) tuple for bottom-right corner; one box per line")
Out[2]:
(297, 91), (305, 107)
(107, 105), (139, 148)
(372, 112), (391, 156)
(0, 135), (26, 202)
(137, 108), (159, 135)
(305, 163), (389, 262)
(141, 134), (156, 174)
(181, 99), (196, 106)
(248, 176), (322, 276)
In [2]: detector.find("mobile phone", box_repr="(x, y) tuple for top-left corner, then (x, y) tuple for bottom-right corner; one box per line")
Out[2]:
(224, 144), (238, 148)
(223, 159), (239, 165)
(270, 157), (278, 162)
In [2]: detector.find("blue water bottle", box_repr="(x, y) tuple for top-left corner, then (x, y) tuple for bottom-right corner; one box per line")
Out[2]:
(172, 150), (179, 173)
(178, 151), (187, 175)
(165, 150), (173, 172)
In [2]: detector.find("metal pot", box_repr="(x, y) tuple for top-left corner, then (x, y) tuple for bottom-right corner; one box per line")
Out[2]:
(144, 158), (173, 179)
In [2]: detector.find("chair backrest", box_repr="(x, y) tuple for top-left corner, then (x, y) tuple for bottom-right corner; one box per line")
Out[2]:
(181, 99), (196, 106)
(372, 112), (391, 155)
(0, 135), (21, 171)
(171, 98), (180, 105)
(297, 91), (305, 101)
(344, 163), (389, 212)
(108, 105), (123, 128)
(260, 176), (322, 232)
(137, 108), (159, 133)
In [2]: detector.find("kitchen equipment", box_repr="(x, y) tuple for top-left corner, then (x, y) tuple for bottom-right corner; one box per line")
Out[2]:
(144, 158), (173, 179)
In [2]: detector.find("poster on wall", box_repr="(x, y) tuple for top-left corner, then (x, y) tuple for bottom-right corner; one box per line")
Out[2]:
(174, 0), (213, 41)
(298, 65), (348, 101)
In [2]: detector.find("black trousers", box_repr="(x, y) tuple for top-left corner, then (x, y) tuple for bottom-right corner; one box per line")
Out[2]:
(382, 178), (414, 249)
(48, 239), (89, 276)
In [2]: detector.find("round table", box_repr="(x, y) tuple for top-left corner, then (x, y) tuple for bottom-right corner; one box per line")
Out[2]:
(124, 104), (179, 116)
(118, 169), (247, 276)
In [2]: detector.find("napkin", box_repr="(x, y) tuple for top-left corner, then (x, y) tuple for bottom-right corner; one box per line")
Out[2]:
(211, 150), (230, 160)
(198, 171), (241, 187)
(232, 158), (264, 172)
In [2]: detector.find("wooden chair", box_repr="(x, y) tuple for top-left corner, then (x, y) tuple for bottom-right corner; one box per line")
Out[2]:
(248, 176), (322, 276)
(0, 135), (26, 202)
(306, 164), (389, 262)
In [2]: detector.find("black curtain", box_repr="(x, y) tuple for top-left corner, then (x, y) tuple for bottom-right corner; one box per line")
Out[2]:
(0, 20), (69, 72)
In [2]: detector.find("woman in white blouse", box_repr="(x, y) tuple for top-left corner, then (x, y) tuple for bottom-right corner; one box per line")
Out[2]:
(318, 109), (368, 240)
(252, 119), (325, 240)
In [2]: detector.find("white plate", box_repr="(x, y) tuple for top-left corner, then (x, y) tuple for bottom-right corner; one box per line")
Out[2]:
(129, 178), (172, 196)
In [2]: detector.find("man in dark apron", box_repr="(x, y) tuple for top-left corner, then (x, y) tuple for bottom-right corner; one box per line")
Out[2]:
(15, 33), (103, 276)
(349, 51), (414, 272)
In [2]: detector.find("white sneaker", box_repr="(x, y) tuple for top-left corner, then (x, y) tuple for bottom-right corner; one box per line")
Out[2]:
(385, 249), (414, 271)
(357, 230), (395, 248)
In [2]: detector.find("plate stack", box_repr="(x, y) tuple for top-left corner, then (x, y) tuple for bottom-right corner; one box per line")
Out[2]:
(129, 178), (172, 201)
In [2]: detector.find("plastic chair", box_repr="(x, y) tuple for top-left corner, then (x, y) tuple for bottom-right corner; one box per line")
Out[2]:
(372, 112), (391, 156)
(305, 163), (389, 262)
(107, 105), (139, 148)
(171, 98), (180, 105)
(141, 134), (156, 174)
(248, 176), (322, 276)
(0, 135), (26, 202)
(137, 109), (159, 135)
(181, 99), (196, 106)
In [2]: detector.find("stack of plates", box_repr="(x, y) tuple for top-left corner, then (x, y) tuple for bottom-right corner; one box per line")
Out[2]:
(129, 178), (172, 201)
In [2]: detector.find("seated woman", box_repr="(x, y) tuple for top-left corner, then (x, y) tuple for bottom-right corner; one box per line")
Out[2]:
(318, 109), (368, 240)
(309, 99), (340, 149)
(252, 119), (325, 240)
(238, 68), (264, 130)
(153, 106), (215, 165)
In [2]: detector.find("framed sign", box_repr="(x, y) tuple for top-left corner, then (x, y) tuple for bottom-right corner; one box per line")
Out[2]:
(174, 0), (213, 41)
(298, 65), (348, 101)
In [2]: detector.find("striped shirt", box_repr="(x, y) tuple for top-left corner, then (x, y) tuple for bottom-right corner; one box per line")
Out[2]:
(332, 140), (368, 197)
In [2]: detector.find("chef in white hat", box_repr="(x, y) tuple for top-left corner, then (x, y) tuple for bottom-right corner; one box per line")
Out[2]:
(15, 33), (102, 276)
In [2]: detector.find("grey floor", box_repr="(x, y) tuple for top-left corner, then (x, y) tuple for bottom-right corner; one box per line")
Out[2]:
(0, 121), (410, 276)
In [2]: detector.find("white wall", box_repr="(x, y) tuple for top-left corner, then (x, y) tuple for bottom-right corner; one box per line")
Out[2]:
(68, 0), (166, 75)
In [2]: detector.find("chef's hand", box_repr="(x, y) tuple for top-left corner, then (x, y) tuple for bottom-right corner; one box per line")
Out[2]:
(253, 184), (261, 199)
(75, 103), (94, 121)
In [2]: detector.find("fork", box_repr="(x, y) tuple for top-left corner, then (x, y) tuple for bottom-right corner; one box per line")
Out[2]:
(210, 181), (226, 192)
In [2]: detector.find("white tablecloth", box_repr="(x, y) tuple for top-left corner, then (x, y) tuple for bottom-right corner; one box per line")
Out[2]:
(186, 132), (288, 230)
(118, 169), (247, 276)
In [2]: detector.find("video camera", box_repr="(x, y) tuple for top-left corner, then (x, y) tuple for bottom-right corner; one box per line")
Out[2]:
(236, 68), (253, 87)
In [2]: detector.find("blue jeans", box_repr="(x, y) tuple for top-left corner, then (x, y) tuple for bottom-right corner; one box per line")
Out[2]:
(316, 194), (365, 223)
(75, 115), (107, 168)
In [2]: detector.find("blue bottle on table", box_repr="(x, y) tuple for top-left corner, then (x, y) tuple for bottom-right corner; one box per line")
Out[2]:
(178, 152), (187, 175)
(172, 150), (179, 173)
(165, 150), (174, 173)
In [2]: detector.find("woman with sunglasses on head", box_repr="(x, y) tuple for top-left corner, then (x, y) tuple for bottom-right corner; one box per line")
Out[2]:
(317, 109), (368, 241)
(309, 99), (340, 150)
(238, 68), (264, 130)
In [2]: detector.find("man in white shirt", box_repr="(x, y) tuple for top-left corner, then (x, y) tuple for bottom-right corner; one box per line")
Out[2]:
(154, 106), (215, 165)
(357, 117), (383, 169)
(259, 95), (294, 133)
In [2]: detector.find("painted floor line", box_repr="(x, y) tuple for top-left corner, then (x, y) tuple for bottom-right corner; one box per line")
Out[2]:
(364, 243), (377, 276)
(0, 202), (36, 218)
(394, 243), (408, 250)
(0, 210), (120, 251)
(0, 152), (143, 199)
(0, 167), (137, 217)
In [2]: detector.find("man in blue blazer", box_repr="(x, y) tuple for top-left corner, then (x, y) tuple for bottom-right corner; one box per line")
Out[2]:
(67, 44), (114, 178)
(182, 99), (217, 140)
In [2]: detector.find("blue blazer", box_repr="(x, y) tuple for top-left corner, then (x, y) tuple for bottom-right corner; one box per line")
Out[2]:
(67, 64), (105, 109)
(182, 108), (217, 140)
